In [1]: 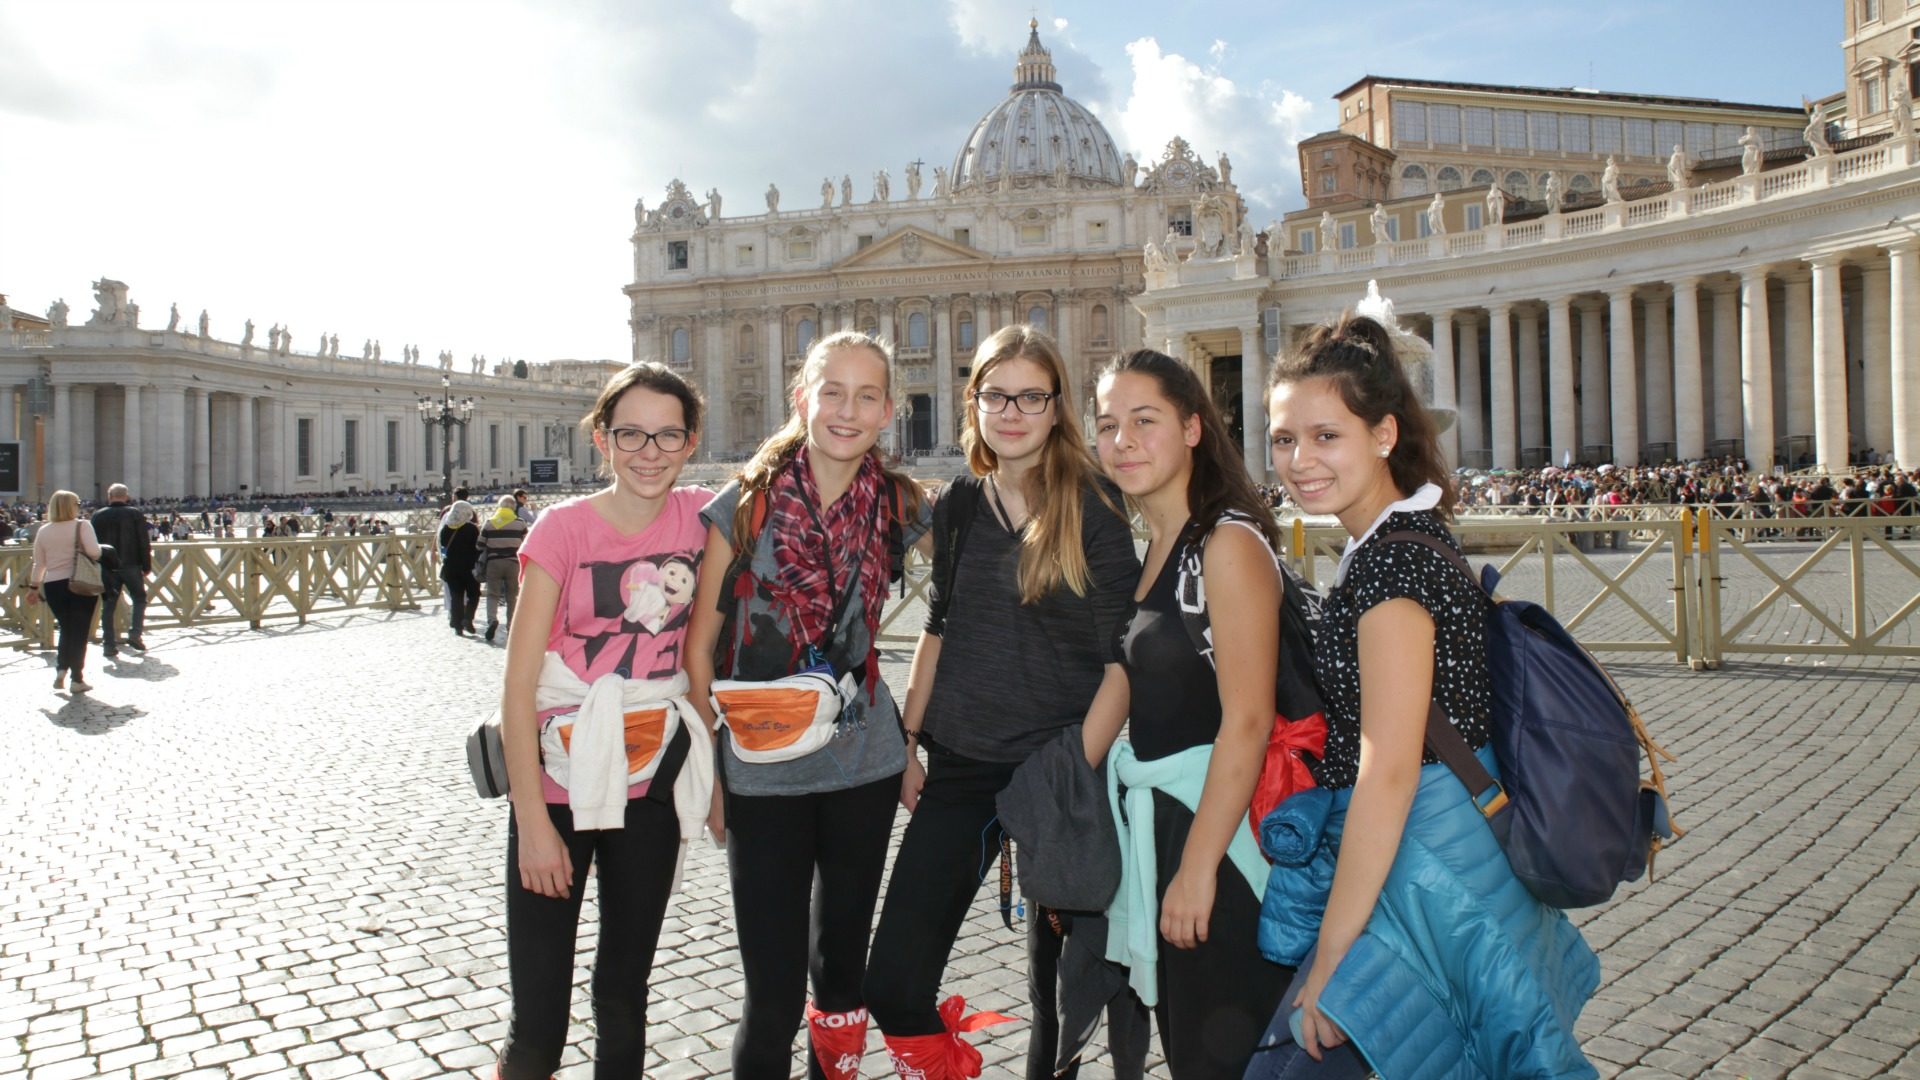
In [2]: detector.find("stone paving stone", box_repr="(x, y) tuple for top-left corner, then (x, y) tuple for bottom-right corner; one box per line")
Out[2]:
(2, 555), (1917, 1077)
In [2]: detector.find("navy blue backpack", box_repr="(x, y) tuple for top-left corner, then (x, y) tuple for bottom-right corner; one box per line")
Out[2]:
(1385, 531), (1682, 909)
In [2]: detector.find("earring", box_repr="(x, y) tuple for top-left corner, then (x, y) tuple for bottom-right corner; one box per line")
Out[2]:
(1379, 448), (1391, 457)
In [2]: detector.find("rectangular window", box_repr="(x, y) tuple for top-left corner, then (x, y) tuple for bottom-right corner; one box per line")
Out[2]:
(1654, 120), (1684, 157)
(1863, 0), (1880, 21)
(1392, 99), (1426, 143)
(1715, 123), (1745, 155)
(1320, 172), (1337, 193)
(856, 234), (874, 250)
(1416, 211), (1432, 239)
(786, 239), (814, 261)
(517, 425), (527, 467)
(1428, 104), (1461, 144)
(666, 240), (688, 270)
(1465, 203), (1484, 231)
(1018, 223), (1048, 244)
(1338, 222), (1357, 249)
(297, 418), (313, 477)
(489, 424), (500, 470)
(1087, 220), (1108, 243)
(1464, 106), (1494, 146)
(1684, 122), (1716, 156)
(1561, 113), (1590, 153)
(1625, 117), (1654, 156)
(1169, 208), (1193, 236)
(1865, 76), (1883, 114)
(386, 420), (398, 474)
(1321, 149), (1334, 163)
(1496, 108), (1528, 149)
(1384, 218), (1399, 242)
(1528, 111), (1559, 152)
(1592, 115), (1623, 154)
(343, 419), (358, 475)
(1297, 229), (1316, 254)
(735, 245), (755, 267)
(952, 227), (972, 246)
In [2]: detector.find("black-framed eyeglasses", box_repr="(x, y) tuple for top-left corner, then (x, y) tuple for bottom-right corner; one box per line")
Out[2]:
(972, 390), (1057, 415)
(603, 426), (691, 453)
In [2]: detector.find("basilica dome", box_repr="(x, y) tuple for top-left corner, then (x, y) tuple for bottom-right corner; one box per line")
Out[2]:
(951, 22), (1126, 193)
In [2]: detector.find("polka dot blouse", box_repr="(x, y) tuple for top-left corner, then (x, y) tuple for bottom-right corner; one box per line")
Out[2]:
(1310, 509), (1492, 790)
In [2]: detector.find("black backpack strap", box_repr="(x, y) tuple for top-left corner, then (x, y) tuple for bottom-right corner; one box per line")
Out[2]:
(925, 477), (984, 636)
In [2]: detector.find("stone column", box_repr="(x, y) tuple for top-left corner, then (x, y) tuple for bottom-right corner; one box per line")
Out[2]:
(1809, 255), (1849, 471)
(1578, 300), (1609, 455)
(1709, 283), (1741, 446)
(1546, 297), (1576, 466)
(1487, 303), (1517, 469)
(1890, 242), (1919, 470)
(1672, 277), (1705, 461)
(192, 389), (212, 497)
(50, 383), (71, 494)
(932, 298), (954, 447)
(1739, 268), (1776, 472)
(1240, 323), (1266, 478)
(878, 300), (896, 346)
(1516, 305), (1543, 455)
(123, 386), (144, 497)
(1054, 292), (1078, 416)
(71, 386), (96, 501)
(1642, 291), (1673, 451)
(156, 386), (187, 498)
(766, 313), (786, 432)
(238, 395), (256, 494)
(1430, 311), (1459, 467)
(1608, 287), (1640, 465)
(0, 385), (13, 442)
(1860, 261), (1892, 459)
(1457, 314), (1484, 461)
(702, 313), (728, 461)
(1782, 269), (1813, 440)
(209, 396), (233, 496)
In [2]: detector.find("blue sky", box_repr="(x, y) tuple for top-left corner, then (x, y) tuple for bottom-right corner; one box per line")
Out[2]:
(0, 0), (1842, 365)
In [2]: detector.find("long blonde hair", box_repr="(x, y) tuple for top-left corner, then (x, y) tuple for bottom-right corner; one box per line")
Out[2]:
(732, 330), (922, 542)
(48, 490), (80, 522)
(963, 325), (1116, 604)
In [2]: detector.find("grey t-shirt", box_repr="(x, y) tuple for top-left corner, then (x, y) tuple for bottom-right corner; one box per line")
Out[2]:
(703, 476), (931, 797)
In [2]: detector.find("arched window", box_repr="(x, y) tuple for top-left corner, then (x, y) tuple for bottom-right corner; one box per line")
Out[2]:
(1027, 305), (1049, 332)
(1471, 168), (1495, 187)
(670, 327), (691, 365)
(795, 318), (815, 355)
(1090, 304), (1110, 345)
(907, 311), (929, 349)
(1568, 174), (1594, 193)
(738, 324), (754, 359)
(1400, 164), (1429, 196)
(1502, 170), (1530, 197)
(957, 310), (976, 352)
(1437, 166), (1463, 191)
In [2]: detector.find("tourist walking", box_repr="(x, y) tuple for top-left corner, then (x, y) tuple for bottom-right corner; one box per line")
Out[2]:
(27, 490), (104, 693)
(686, 331), (929, 1080)
(1258, 313), (1596, 1077)
(492, 362), (715, 1078)
(91, 483), (152, 657)
(864, 326), (1145, 1079)
(479, 494), (530, 643)
(1086, 350), (1293, 1079)
(439, 501), (481, 635)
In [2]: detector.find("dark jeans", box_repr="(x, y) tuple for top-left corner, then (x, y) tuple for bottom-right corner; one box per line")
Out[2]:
(726, 773), (899, 1080)
(43, 579), (98, 677)
(498, 797), (679, 1080)
(443, 572), (479, 630)
(1150, 791), (1293, 1080)
(100, 566), (147, 651)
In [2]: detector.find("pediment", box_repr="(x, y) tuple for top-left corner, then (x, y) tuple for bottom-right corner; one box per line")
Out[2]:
(835, 226), (987, 269)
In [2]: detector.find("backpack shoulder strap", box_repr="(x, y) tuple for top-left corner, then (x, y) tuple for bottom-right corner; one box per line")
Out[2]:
(1173, 528), (1216, 670)
(926, 476), (984, 634)
(1378, 528), (1481, 592)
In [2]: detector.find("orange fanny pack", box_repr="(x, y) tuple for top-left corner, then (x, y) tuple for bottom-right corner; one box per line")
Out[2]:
(711, 669), (853, 764)
(540, 705), (679, 787)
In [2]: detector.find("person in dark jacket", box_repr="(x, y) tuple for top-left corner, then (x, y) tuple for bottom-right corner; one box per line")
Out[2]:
(91, 483), (153, 657)
(439, 500), (482, 635)
(478, 494), (529, 642)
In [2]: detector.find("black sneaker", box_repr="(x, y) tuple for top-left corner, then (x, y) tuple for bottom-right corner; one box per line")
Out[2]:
(103, 649), (119, 659)
(484, 622), (498, 643)
(125, 639), (146, 653)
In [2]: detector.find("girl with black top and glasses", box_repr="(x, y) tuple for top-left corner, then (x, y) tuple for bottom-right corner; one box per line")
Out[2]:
(864, 326), (1144, 1079)
(686, 331), (929, 1080)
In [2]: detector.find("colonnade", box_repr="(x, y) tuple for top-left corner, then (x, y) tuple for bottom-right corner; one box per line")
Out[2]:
(1414, 240), (1918, 471)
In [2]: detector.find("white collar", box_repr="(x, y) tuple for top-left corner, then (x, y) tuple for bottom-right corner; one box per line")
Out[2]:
(1335, 482), (1443, 586)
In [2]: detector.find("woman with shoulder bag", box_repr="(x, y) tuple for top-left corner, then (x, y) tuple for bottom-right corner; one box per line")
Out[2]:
(1085, 350), (1295, 1080)
(492, 362), (716, 1078)
(440, 501), (482, 635)
(685, 331), (930, 1080)
(863, 326), (1146, 1079)
(27, 490), (104, 693)
(1262, 313), (1596, 1078)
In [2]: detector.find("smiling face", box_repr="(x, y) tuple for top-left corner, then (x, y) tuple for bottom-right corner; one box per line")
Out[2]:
(1267, 375), (1399, 529)
(972, 356), (1057, 470)
(1094, 370), (1200, 501)
(596, 385), (697, 502)
(798, 344), (893, 464)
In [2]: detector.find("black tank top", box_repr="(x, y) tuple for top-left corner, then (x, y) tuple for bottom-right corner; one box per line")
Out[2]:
(1117, 548), (1222, 761)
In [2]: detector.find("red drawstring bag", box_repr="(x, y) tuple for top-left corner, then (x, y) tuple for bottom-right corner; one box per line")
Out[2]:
(881, 995), (1015, 1079)
(1249, 713), (1327, 848)
(806, 1003), (870, 1080)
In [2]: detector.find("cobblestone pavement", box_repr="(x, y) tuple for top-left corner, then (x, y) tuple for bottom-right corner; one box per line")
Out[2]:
(2, 555), (1917, 1079)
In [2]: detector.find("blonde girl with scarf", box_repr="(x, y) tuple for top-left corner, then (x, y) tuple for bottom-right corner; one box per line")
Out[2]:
(686, 331), (930, 1080)
(493, 362), (715, 1079)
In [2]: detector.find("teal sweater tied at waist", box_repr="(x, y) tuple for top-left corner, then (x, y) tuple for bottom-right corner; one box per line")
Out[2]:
(1102, 741), (1268, 1008)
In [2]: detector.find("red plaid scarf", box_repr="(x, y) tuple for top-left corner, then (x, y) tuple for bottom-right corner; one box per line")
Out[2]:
(764, 448), (889, 683)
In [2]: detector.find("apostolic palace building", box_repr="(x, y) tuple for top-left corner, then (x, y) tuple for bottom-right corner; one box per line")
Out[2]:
(3, 3), (1917, 502)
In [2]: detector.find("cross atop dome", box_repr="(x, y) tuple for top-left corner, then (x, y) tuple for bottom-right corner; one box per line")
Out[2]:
(1013, 17), (1061, 93)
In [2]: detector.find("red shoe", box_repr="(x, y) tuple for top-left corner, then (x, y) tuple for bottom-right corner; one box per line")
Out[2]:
(880, 996), (1016, 1080)
(807, 1003), (870, 1080)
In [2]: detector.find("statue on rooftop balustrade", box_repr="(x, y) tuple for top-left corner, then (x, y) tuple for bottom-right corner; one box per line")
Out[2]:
(1427, 190), (1448, 234)
(167, 304), (180, 332)
(1368, 202), (1390, 245)
(766, 183), (779, 213)
(1666, 146), (1692, 188)
(1803, 114), (1831, 158)
(1601, 157), (1623, 203)
(1739, 127), (1764, 176)
(48, 298), (69, 328)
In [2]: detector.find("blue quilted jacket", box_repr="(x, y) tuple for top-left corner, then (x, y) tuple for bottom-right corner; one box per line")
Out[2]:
(1257, 748), (1599, 1079)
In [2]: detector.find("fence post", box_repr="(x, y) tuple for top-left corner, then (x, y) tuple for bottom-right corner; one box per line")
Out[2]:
(1677, 509), (1703, 669)
(1696, 513), (1722, 669)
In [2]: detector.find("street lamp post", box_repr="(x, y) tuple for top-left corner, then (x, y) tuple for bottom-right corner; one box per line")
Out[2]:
(417, 374), (475, 507)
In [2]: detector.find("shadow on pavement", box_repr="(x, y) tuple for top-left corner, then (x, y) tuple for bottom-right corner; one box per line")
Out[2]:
(39, 695), (145, 734)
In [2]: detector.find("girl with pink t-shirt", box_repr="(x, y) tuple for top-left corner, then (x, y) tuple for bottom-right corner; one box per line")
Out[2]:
(493, 363), (713, 1079)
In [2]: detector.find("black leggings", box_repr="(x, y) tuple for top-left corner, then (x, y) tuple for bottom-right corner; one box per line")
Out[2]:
(444, 572), (479, 629)
(43, 579), (98, 677)
(726, 773), (900, 1080)
(497, 797), (679, 1080)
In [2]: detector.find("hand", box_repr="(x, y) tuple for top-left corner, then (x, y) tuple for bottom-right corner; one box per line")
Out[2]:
(1292, 948), (1349, 1060)
(706, 783), (727, 847)
(1158, 862), (1215, 949)
(516, 815), (574, 900)
(23, 586), (39, 606)
(900, 753), (926, 813)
